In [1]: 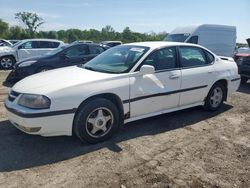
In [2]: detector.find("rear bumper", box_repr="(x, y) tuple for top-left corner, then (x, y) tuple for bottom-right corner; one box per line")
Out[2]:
(228, 77), (241, 96)
(238, 65), (250, 78)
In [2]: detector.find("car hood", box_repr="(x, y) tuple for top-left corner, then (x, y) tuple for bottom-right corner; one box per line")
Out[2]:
(0, 46), (15, 54)
(12, 66), (121, 94)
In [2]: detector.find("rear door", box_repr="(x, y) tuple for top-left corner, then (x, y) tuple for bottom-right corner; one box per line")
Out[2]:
(178, 46), (215, 106)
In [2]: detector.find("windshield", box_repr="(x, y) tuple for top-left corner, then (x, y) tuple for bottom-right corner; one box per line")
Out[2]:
(237, 48), (250, 54)
(164, 34), (190, 42)
(45, 46), (66, 56)
(82, 45), (149, 73)
(11, 40), (23, 48)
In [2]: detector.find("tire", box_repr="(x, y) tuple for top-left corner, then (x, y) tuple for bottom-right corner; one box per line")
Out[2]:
(36, 66), (53, 73)
(204, 82), (226, 111)
(0, 56), (16, 69)
(241, 76), (248, 84)
(73, 98), (120, 144)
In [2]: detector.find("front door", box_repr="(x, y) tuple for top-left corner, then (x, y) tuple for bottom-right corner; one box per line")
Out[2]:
(17, 41), (39, 60)
(62, 44), (90, 66)
(129, 47), (181, 118)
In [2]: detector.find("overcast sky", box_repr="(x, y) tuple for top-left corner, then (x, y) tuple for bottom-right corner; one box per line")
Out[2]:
(0, 0), (249, 43)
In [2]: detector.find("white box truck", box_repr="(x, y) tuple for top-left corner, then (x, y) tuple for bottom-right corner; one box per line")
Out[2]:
(164, 24), (236, 57)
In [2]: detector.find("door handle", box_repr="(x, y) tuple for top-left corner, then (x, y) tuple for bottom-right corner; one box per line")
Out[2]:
(208, 71), (214, 74)
(169, 74), (180, 79)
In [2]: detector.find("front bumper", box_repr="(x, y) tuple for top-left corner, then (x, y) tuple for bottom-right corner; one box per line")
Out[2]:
(5, 99), (75, 136)
(4, 67), (33, 84)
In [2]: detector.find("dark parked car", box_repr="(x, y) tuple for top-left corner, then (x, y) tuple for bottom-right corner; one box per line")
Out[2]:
(4, 42), (107, 84)
(100, 41), (122, 48)
(234, 39), (250, 84)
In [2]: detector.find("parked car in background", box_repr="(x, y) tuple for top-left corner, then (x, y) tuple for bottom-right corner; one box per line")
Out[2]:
(4, 42), (107, 84)
(0, 39), (12, 47)
(234, 39), (250, 83)
(9, 40), (20, 45)
(100, 41), (122, 48)
(164, 24), (236, 57)
(5, 42), (240, 143)
(72, 40), (93, 44)
(0, 39), (64, 69)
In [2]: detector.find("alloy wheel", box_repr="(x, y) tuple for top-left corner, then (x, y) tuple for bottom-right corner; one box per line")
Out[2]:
(85, 107), (114, 138)
(1, 57), (13, 68)
(210, 87), (223, 108)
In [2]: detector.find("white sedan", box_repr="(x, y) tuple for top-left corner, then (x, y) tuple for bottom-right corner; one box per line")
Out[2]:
(5, 42), (240, 143)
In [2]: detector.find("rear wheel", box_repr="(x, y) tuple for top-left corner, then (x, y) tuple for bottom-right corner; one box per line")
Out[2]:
(0, 56), (16, 69)
(73, 98), (120, 144)
(204, 83), (226, 111)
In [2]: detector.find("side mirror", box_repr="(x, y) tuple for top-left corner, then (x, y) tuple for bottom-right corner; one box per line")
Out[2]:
(18, 45), (23, 49)
(139, 65), (155, 75)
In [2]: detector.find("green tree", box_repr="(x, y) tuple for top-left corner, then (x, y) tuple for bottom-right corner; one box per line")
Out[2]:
(0, 19), (9, 38)
(15, 11), (45, 37)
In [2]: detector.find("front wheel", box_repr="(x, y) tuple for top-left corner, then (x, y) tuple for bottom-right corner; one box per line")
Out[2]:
(0, 56), (16, 69)
(73, 98), (120, 144)
(204, 83), (226, 111)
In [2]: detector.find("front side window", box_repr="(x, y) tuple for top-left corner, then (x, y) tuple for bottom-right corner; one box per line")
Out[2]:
(139, 47), (177, 71)
(20, 41), (39, 49)
(65, 45), (88, 58)
(89, 45), (105, 54)
(180, 47), (207, 67)
(83, 45), (149, 73)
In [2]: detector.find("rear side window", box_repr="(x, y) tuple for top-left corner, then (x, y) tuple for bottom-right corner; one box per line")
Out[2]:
(180, 47), (207, 67)
(38, 41), (60, 48)
(187, 36), (198, 44)
(51, 42), (60, 48)
(204, 50), (215, 64)
(39, 41), (51, 48)
(89, 45), (105, 54)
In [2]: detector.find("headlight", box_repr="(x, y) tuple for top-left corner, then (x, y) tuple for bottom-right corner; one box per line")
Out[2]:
(17, 94), (51, 109)
(19, 60), (37, 67)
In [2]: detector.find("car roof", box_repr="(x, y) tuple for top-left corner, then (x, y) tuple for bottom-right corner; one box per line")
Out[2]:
(124, 41), (202, 50)
(21, 39), (64, 43)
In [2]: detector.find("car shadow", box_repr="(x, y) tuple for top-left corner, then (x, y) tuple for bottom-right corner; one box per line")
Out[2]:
(237, 82), (250, 94)
(0, 104), (233, 172)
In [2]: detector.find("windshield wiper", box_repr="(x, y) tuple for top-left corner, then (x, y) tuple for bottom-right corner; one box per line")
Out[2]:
(84, 65), (95, 71)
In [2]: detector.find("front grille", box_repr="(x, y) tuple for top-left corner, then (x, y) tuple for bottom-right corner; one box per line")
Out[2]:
(8, 90), (20, 102)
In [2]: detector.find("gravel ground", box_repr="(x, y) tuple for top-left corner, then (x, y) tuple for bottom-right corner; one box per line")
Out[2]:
(0, 70), (249, 188)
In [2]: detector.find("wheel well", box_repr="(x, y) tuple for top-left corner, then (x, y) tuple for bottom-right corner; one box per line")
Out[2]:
(0, 55), (16, 62)
(213, 79), (228, 101)
(73, 93), (124, 131)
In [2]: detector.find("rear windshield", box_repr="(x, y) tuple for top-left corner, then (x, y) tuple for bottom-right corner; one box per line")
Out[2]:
(164, 34), (190, 42)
